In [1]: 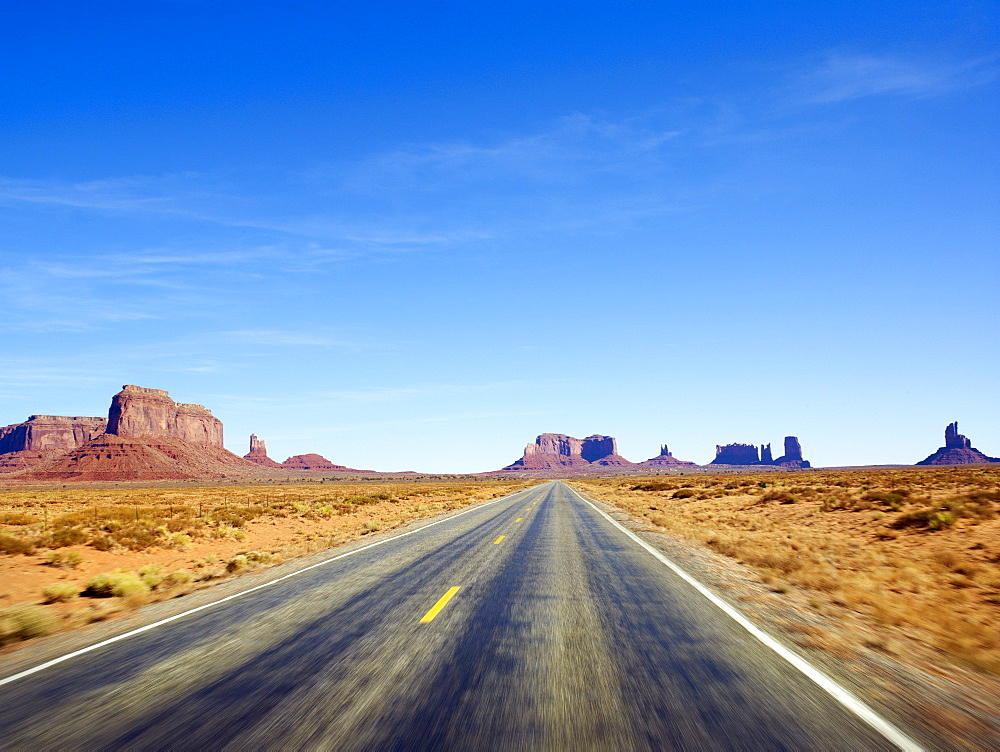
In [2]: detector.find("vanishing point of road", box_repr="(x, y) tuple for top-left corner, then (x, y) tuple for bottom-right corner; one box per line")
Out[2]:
(0, 481), (919, 750)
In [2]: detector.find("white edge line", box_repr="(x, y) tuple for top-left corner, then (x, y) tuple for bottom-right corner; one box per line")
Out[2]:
(0, 484), (542, 689)
(565, 484), (924, 752)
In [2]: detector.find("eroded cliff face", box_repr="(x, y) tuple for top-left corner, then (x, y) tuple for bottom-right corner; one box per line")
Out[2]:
(0, 415), (107, 472)
(710, 436), (811, 467)
(917, 422), (999, 465)
(710, 443), (761, 465)
(522, 434), (586, 464)
(22, 434), (275, 482)
(0, 415), (106, 455)
(580, 435), (618, 463)
(773, 436), (811, 468)
(503, 433), (636, 471)
(517, 434), (588, 469)
(10, 386), (271, 481)
(107, 385), (223, 447)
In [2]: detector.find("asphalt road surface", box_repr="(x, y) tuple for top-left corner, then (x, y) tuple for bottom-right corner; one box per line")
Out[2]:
(0, 481), (916, 750)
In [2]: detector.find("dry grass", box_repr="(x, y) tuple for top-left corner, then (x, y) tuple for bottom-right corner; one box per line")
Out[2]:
(575, 465), (1000, 675)
(0, 478), (528, 647)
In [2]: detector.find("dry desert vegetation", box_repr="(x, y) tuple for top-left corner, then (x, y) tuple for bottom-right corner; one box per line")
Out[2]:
(574, 465), (1000, 675)
(0, 478), (528, 646)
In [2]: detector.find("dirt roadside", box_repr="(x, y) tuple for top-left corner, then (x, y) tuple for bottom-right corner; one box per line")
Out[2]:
(570, 473), (1000, 750)
(0, 479), (528, 651)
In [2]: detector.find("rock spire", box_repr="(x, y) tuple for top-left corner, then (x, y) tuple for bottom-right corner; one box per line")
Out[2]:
(917, 422), (998, 465)
(244, 434), (283, 469)
(636, 444), (697, 468)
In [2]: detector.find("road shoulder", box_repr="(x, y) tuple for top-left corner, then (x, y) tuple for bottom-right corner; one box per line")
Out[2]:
(568, 482), (1000, 750)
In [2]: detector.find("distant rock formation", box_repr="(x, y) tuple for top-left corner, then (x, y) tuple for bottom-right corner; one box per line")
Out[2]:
(0, 415), (107, 454)
(773, 436), (810, 468)
(580, 435), (635, 466)
(281, 453), (371, 472)
(244, 434), (283, 469)
(8, 385), (270, 482)
(507, 434), (589, 470)
(711, 443), (761, 465)
(108, 385), (223, 446)
(502, 433), (636, 471)
(23, 434), (269, 482)
(760, 443), (773, 464)
(917, 422), (999, 465)
(0, 415), (107, 472)
(710, 436), (811, 467)
(636, 444), (697, 468)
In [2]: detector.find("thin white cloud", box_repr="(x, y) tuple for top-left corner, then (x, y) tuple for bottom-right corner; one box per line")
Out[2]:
(0, 361), (112, 387)
(344, 112), (684, 195)
(0, 110), (696, 255)
(286, 409), (554, 436)
(0, 176), (172, 212)
(312, 378), (576, 404)
(793, 52), (998, 104)
(218, 330), (361, 348)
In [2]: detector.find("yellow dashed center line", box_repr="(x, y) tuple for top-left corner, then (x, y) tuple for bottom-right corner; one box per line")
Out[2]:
(493, 535), (506, 544)
(515, 517), (522, 522)
(420, 587), (461, 623)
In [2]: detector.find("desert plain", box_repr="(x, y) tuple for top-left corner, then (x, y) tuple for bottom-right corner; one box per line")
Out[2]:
(1, 463), (998, 745)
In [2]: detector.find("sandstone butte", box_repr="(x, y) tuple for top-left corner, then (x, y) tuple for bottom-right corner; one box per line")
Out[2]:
(916, 422), (1000, 465)
(0, 386), (271, 482)
(499, 433), (697, 474)
(280, 453), (374, 473)
(709, 436), (811, 468)
(0, 387), (379, 482)
(0, 415), (107, 472)
(243, 434), (373, 473)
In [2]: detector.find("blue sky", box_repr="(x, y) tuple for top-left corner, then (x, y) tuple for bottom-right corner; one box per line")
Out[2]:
(1, 1), (997, 472)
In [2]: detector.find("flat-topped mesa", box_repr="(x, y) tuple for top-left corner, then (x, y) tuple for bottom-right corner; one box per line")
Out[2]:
(580, 434), (634, 466)
(514, 433), (590, 470)
(6, 384), (279, 481)
(243, 433), (283, 469)
(503, 432), (636, 471)
(0, 415), (107, 472)
(637, 443), (698, 468)
(773, 436), (811, 468)
(107, 385), (223, 447)
(280, 453), (373, 473)
(525, 433), (587, 461)
(917, 422), (999, 465)
(710, 443), (760, 465)
(0, 415), (107, 455)
(710, 436), (811, 467)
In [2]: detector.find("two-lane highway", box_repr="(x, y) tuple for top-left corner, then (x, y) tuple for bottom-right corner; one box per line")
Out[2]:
(0, 481), (916, 750)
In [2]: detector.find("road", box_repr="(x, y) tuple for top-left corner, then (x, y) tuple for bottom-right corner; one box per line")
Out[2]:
(0, 481), (914, 750)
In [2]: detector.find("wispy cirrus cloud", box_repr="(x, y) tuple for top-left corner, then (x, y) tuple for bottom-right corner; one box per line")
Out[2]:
(3, 51), (989, 297)
(791, 52), (998, 104)
(217, 329), (370, 348)
(312, 378), (570, 404)
(0, 172), (491, 252)
(0, 173), (245, 225)
(1, 110), (702, 258)
(342, 112), (684, 194)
